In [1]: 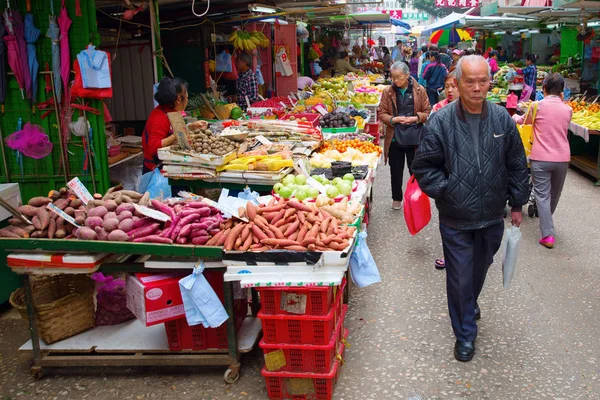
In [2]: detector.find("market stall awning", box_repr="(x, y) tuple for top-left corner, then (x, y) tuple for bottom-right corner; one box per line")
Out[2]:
(350, 10), (390, 24)
(463, 14), (540, 30)
(390, 18), (411, 30)
(422, 12), (466, 37)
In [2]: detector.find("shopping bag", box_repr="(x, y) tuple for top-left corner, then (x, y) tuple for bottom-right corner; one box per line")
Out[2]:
(221, 55), (239, 80)
(216, 50), (233, 73)
(138, 168), (171, 199)
(502, 226), (522, 289)
(517, 102), (537, 160)
(519, 84), (533, 102)
(506, 93), (518, 109)
(403, 175), (431, 236)
(349, 231), (381, 288)
(71, 56), (113, 99)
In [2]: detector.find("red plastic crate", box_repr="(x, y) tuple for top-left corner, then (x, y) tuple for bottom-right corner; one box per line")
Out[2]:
(257, 283), (340, 316)
(260, 305), (347, 373)
(364, 123), (380, 145)
(258, 280), (345, 345)
(261, 331), (348, 399)
(164, 271), (247, 351)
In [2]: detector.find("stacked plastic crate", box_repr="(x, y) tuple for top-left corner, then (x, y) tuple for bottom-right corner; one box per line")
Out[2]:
(258, 279), (348, 400)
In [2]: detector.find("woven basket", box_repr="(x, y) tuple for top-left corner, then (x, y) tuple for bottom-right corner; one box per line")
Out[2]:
(10, 275), (96, 344)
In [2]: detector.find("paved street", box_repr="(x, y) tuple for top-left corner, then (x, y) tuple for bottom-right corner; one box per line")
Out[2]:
(1, 165), (599, 399)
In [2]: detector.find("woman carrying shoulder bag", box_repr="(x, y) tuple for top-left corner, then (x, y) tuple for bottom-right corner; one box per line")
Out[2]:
(512, 73), (572, 248)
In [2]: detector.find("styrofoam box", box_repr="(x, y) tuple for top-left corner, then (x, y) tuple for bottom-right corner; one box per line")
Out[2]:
(0, 183), (21, 222)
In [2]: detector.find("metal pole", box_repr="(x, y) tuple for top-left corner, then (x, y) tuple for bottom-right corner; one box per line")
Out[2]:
(49, 73), (70, 183)
(0, 125), (11, 182)
(80, 102), (97, 194)
(148, 0), (161, 83)
(23, 275), (42, 367)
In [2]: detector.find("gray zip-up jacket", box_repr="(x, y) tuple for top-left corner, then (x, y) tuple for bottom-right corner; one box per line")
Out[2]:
(412, 99), (530, 230)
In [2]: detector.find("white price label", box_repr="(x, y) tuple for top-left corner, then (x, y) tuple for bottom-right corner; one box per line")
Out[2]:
(46, 203), (81, 228)
(306, 176), (327, 194)
(258, 94), (265, 101)
(67, 177), (94, 205)
(255, 135), (273, 146)
(134, 204), (171, 222)
(288, 95), (296, 106)
(315, 105), (328, 116)
(200, 198), (248, 222)
(280, 102), (288, 109)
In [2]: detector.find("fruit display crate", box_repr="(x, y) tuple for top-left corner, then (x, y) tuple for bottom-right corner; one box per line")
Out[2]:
(321, 120), (358, 134)
(260, 306), (347, 373)
(257, 280), (343, 316)
(258, 280), (345, 345)
(261, 332), (348, 399)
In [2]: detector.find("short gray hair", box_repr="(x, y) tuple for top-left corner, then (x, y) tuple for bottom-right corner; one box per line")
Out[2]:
(390, 61), (409, 74)
(454, 55), (491, 81)
(238, 52), (252, 66)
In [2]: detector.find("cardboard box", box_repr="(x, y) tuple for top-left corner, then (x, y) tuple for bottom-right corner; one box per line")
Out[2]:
(126, 273), (186, 326)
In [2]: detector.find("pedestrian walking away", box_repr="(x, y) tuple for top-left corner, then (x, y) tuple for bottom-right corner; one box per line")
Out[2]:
(423, 52), (448, 107)
(412, 55), (530, 362)
(512, 73), (572, 248)
(378, 62), (431, 210)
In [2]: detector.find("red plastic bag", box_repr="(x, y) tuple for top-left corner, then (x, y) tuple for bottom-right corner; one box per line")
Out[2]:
(221, 55), (239, 80)
(403, 175), (431, 236)
(71, 55), (113, 99)
(91, 272), (135, 326)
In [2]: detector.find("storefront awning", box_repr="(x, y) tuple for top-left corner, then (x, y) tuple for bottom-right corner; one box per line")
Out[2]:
(422, 13), (466, 36)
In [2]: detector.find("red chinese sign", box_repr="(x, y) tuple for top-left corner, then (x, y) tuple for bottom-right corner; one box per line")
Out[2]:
(385, 9), (403, 19)
(436, 0), (479, 6)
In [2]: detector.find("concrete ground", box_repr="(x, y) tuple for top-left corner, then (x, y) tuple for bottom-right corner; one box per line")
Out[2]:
(1, 165), (599, 400)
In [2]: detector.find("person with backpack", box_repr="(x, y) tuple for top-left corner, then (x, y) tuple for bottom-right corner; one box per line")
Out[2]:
(423, 52), (448, 106)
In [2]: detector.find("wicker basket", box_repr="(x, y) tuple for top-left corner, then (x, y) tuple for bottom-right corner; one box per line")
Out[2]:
(10, 275), (96, 344)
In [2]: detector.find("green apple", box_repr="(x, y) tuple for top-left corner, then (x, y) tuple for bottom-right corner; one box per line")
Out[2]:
(283, 175), (296, 186)
(279, 187), (293, 199)
(295, 189), (308, 201)
(273, 183), (284, 194)
(343, 173), (355, 182)
(326, 185), (339, 198)
(321, 178), (330, 186)
(337, 181), (352, 196)
(295, 174), (307, 185)
(332, 177), (343, 186)
(306, 187), (319, 199)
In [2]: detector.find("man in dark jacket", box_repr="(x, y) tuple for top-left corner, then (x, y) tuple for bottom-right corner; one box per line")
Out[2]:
(412, 55), (529, 362)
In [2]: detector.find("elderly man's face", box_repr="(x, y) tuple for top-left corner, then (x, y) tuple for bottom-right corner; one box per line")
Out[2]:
(391, 70), (409, 88)
(458, 58), (490, 110)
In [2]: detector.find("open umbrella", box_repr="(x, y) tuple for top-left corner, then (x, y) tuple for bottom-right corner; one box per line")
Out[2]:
(429, 28), (473, 46)
(46, 15), (61, 102)
(11, 11), (32, 100)
(0, 20), (7, 111)
(3, 10), (27, 99)
(24, 14), (40, 103)
(58, 0), (71, 95)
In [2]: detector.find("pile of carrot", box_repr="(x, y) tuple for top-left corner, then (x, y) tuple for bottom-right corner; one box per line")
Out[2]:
(211, 199), (356, 252)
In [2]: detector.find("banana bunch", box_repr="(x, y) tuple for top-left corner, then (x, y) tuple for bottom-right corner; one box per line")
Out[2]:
(572, 110), (600, 130)
(229, 30), (260, 51)
(250, 31), (269, 48)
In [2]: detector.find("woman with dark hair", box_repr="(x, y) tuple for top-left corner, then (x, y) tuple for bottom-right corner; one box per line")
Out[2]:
(488, 50), (500, 76)
(334, 51), (360, 76)
(382, 47), (393, 78)
(409, 51), (420, 81)
(510, 54), (538, 100)
(423, 51), (448, 106)
(142, 77), (206, 173)
(512, 73), (572, 248)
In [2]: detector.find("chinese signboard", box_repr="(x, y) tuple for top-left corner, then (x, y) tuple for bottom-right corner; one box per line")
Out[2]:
(403, 12), (429, 20)
(435, 0), (480, 6)
(386, 9), (403, 19)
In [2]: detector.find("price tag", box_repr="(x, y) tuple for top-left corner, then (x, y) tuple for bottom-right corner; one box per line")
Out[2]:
(47, 203), (81, 228)
(258, 94), (265, 100)
(315, 105), (328, 116)
(306, 176), (327, 194)
(133, 204), (171, 222)
(255, 135), (273, 146)
(288, 95), (296, 106)
(200, 198), (248, 222)
(67, 177), (94, 205)
(280, 101), (287, 109)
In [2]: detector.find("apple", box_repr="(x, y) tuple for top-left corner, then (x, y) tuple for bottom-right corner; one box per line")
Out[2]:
(295, 174), (307, 185)
(273, 183), (284, 194)
(332, 177), (343, 186)
(326, 185), (339, 198)
(321, 178), (330, 186)
(337, 181), (352, 196)
(306, 187), (320, 199)
(283, 175), (295, 186)
(295, 190), (308, 201)
(343, 173), (355, 182)
(279, 187), (293, 199)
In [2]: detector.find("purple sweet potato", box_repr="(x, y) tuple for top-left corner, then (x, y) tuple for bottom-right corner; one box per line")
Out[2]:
(85, 216), (104, 230)
(104, 200), (118, 211)
(103, 211), (118, 221)
(117, 210), (133, 221)
(103, 218), (120, 232)
(76, 227), (97, 240)
(116, 203), (135, 215)
(150, 200), (175, 221)
(132, 217), (152, 230)
(88, 206), (108, 218)
(192, 235), (211, 245)
(128, 223), (160, 238)
(108, 229), (130, 242)
(133, 235), (173, 244)
(95, 227), (110, 241)
(118, 219), (134, 233)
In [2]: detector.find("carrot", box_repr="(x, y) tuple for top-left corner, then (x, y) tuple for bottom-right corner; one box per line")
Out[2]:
(269, 225), (285, 239)
(296, 225), (308, 243)
(287, 200), (313, 212)
(297, 211), (306, 225)
(216, 228), (231, 246)
(251, 225), (268, 241)
(246, 202), (258, 221)
(284, 220), (300, 237)
(285, 245), (308, 251)
(260, 238), (300, 247)
(258, 203), (286, 214)
(271, 209), (286, 225)
(224, 223), (245, 251)
(284, 208), (296, 220)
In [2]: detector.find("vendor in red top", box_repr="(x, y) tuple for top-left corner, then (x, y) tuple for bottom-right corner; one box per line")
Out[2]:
(236, 52), (259, 110)
(142, 77), (206, 173)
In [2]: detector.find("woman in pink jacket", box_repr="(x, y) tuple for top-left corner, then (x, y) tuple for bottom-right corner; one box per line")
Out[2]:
(513, 73), (572, 248)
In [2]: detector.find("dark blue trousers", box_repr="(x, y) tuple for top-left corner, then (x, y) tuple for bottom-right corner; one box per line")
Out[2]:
(439, 222), (504, 342)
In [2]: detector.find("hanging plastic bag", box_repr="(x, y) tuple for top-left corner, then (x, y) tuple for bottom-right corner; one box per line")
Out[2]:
(138, 168), (171, 199)
(69, 116), (90, 137)
(502, 226), (522, 289)
(275, 46), (293, 77)
(91, 272), (135, 326)
(506, 93), (518, 109)
(520, 84), (533, 102)
(5, 123), (53, 159)
(222, 55), (239, 80)
(256, 68), (265, 85)
(216, 50), (233, 73)
(403, 175), (431, 235)
(179, 262), (229, 328)
(72, 55), (113, 99)
(349, 231), (381, 288)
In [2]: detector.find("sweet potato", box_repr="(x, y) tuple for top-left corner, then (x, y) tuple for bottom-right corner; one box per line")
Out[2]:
(216, 228), (230, 246)
(107, 229), (130, 242)
(262, 212), (278, 222)
(246, 202), (258, 221)
(192, 235), (211, 245)
(301, 237), (317, 247)
(44, 218), (55, 239)
(55, 218), (66, 238)
(321, 217), (332, 234)
(119, 190), (143, 200)
(102, 218), (120, 232)
(289, 231), (298, 242)
(18, 205), (40, 217)
(63, 206), (75, 217)
(0, 228), (20, 238)
(23, 225), (36, 234)
(285, 245), (308, 251)
(238, 207), (246, 219)
(102, 186), (118, 200)
(53, 198), (71, 210)
(240, 224), (252, 243)
(118, 211), (133, 221)
(240, 234), (253, 251)
(85, 216), (104, 230)
(48, 190), (60, 201)
(258, 203), (286, 214)
(85, 199), (106, 210)
(103, 211), (117, 221)
(74, 210), (86, 225)
(306, 223), (320, 241)
(30, 229), (48, 238)
(287, 200), (313, 213)
(251, 246), (270, 252)
(251, 225), (268, 241)
(116, 203), (135, 215)
(88, 206), (108, 218)
(104, 200), (118, 212)
(8, 218), (23, 226)
(271, 209), (286, 225)
(36, 208), (51, 230)
(296, 225), (308, 243)
(32, 216), (42, 230)
(133, 235), (173, 244)
(206, 230), (224, 246)
(224, 222), (245, 251)
(128, 223), (160, 238)
(139, 192), (151, 206)
(76, 227), (97, 240)
(321, 234), (336, 245)
(274, 217), (287, 228)
(284, 220), (300, 237)
(6, 225), (29, 238)
(260, 238), (300, 247)
(70, 199), (83, 209)
(269, 225), (285, 240)
(28, 196), (53, 207)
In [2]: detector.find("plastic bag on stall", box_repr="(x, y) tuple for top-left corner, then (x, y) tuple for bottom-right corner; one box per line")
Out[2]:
(403, 175), (431, 236)
(502, 226), (522, 289)
(138, 168), (171, 199)
(349, 231), (381, 288)
(520, 84), (534, 102)
(179, 262), (229, 328)
(216, 50), (233, 73)
(91, 272), (135, 326)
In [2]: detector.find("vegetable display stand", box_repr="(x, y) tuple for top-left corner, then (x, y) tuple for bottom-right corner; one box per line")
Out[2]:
(568, 125), (600, 184)
(0, 238), (261, 383)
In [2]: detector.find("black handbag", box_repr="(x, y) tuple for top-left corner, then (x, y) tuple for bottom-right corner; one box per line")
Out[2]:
(394, 123), (422, 147)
